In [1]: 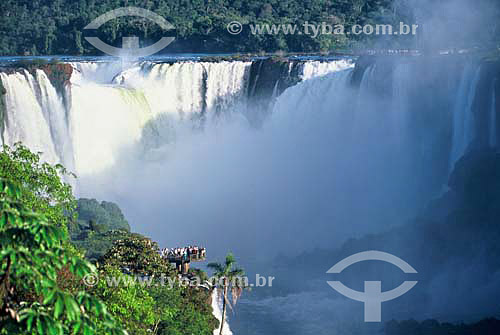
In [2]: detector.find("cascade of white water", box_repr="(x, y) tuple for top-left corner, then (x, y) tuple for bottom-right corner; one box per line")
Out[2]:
(272, 69), (353, 126)
(113, 62), (205, 118)
(211, 290), (233, 335)
(0, 57), (490, 189)
(1, 60), (254, 175)
(351, 64), (381, 136)
(53, 57), (494, 286)
(391, 62), (413, 145)
(300, 59), (354, 80)
(34, 70), (73, 169)
(203, 62), (251, 117)
(449, 63), (482, 170)
(113, 61), (251, 118)
(270, 59), (475, 239)
(3, 61), (497, 335)
(70, 61), (124, 84)
(68, 83), (153, 175)
(0, 70), (62, 164)
(64, 60), (253, 175)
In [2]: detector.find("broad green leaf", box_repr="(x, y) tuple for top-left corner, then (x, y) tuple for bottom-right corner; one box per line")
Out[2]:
(43, 289), (56, 305)
(54, 296), (64, 318)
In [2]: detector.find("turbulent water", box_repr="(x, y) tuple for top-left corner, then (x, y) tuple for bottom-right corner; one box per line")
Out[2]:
(0, 59), (353, 175)
(300, 59), (353, 80)
(0, 55), (497, 258)
(0, 69), (69, 165)
(211, 290), (233, 335)
(0, 55), (499, 334)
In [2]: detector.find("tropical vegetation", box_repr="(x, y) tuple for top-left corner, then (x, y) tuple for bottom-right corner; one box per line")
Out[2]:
(0, 143), (219, 334)
(0, 0), (415, 55)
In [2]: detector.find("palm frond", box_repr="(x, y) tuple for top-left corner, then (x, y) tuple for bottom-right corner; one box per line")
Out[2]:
(231, 287), (243, 307)
(225, 252), (236, 269)
(207, 262), (224, 274)
(229, 268), (244, 277)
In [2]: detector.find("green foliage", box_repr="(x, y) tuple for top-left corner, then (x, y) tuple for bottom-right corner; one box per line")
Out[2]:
(99, 235), (175, 277)
(70, 198), (132, 261)
(0, 143), (218, 334)
(89, 266), (218, 335)
(0, 0), (414, 55)
(173, 287), (219, 335)
(0, 178), (126, 335)
(208, 253), (246, 283)
(0, 143), (76, 230)
(155, 288), (218, 335)
(76, 198), (130, 232)
(97, 237), (217, 335)
(71, 230), (134, 261)
(143, 280), (217, 335)
(90, 266), (158, 335)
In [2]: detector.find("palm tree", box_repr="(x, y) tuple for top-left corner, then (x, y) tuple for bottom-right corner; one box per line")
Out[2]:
(207, 253), (246, 335)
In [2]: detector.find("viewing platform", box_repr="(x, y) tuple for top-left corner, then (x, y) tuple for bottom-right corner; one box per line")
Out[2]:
(161, 246), (206, 274)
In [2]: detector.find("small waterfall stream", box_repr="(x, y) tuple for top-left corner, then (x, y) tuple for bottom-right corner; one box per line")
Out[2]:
(211, 290), (233, 335)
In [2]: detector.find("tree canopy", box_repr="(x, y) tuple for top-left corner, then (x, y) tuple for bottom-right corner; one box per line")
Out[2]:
(0, 0), (415, 55)
(76, 198), (130, 232)
(0, 143), (76, 230)
(0, 143), (219, 335)
(0, 178), (126, 335)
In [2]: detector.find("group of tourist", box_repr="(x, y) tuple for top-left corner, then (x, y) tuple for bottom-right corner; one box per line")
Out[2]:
(161, 246), (206, 260)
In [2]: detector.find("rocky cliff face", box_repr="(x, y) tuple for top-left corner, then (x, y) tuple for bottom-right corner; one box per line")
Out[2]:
(40, 63), (73, 94)
(246, 57), (302, 125)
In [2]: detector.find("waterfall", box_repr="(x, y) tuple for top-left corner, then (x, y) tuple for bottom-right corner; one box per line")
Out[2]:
(269, 57), (493, 231)
(449, 63), (482, 170)
(300, 59), (354, 80)
(203, 62), (252, 117)
(70, 61), (124, 84)
(391, 62), (413, 145)
(0, 70), (63, 164)
(211, 290), (233, 335)
(110, 61), (252, 119)
(0, 61), (227, 174)
(272, 69), (353, 125)
(2, 55), (495, 290)
(0, 57), (494, 193)
(0, 58), (355, 176)
(65, 60), (253, 174)
(68, 83), (153, 175)
(2, 56), (499, 335)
